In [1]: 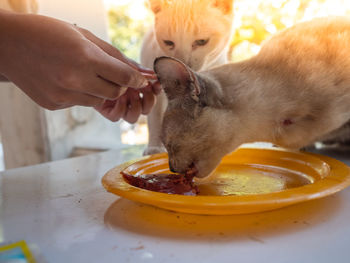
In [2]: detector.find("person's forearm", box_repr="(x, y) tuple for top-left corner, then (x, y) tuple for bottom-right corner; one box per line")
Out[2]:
(0, 8), (20, 76)
(0, 8), (157, 120)
(0, 74), (8, 81)
(0, 9), (37, 82)
(0, 9), (14, 81)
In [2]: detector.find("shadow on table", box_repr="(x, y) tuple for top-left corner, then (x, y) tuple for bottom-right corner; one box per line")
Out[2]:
(104, 194), (343, 243)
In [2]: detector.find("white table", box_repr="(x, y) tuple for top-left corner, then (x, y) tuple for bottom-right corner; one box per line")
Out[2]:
(1, 146), (350, 263)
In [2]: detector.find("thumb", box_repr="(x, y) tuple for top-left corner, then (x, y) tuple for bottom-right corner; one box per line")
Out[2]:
(93, 48), (148, 89)
(79, 27), (155, 76)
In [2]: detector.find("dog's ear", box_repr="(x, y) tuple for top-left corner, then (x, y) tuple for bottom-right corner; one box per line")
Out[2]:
(154, 57), (200, 102)
(212, 0), (234, 15)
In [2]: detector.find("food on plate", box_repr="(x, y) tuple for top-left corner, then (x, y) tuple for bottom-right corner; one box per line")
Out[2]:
(121, 168), (199, 196)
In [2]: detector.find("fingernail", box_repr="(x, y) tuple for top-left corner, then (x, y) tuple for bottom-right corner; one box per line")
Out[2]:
(119, 87), (127, 96)
(131, 73), (151, 89)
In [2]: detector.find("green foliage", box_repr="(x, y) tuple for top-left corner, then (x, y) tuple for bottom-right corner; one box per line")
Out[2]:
(230, 0), (350, 61)
(107, 5), (152, 61)
(107, 0), (350, 63)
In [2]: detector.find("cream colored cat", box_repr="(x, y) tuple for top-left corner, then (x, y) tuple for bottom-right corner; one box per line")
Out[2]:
(141, 0), (234, 155)
(155, 16), (350, 178)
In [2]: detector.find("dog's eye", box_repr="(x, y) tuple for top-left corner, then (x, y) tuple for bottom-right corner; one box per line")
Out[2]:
(194, 38), (209, 46)
(163, 40), (175, 49)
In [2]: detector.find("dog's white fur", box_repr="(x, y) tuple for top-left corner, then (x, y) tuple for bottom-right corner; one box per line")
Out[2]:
(156, 17), (350, 178)
(140, 0), (234, 155)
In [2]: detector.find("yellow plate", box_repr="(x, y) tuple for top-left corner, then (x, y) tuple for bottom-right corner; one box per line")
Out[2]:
(102, 147), (350, 215)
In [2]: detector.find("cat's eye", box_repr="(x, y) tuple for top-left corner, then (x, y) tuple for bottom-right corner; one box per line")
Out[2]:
(194, 38), (209, 46)
(163, 40), (175, 49)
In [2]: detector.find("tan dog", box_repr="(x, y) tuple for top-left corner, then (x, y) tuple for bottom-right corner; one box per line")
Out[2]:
(155, 17), (350, 178)
(141, 0), (234, 155)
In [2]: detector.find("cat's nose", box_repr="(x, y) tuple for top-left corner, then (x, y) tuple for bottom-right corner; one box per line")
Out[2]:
(168, 161), (176, 173)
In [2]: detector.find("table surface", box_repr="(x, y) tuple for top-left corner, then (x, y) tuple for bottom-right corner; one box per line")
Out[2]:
(1, 146), (350, 263)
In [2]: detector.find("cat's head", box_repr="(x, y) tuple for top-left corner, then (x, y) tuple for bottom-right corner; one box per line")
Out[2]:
(149, 0), (234, 71)
(154, 56), (236, 178)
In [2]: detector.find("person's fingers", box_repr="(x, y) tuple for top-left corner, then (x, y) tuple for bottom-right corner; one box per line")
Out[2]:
(95, 86), (155, 122)
(151, 81), (163, 95)
(141, 72), (158, 80)
(79, 27), (126, 61)
(79, 27), (155, 75)
(93, 50), (148, 89)
(66, 91), (104, 107)
(94, 95), (128, 122)
(135, 64), (156, 75)
(126, 59), (155, 75)
(140, 86), (155, 115)
(94, 100), (115, 117)
(108, 95), (128, 122)
(41, 90), (103, 110)
(123, 89), (142, 124)
(80, 76), (127, 100)
(118, 55), (155, 75)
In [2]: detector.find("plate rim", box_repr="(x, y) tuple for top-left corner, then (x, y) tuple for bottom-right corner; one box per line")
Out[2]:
(101, 148), (350, 213)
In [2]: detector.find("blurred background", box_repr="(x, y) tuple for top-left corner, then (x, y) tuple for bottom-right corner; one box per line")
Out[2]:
(105, 0), (350, 150)
(1, 0), (350, 170)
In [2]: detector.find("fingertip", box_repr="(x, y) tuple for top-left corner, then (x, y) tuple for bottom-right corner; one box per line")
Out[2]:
(123, 90), (142, 124)
(111, 116), (121, 122)
(107, 96), (127, 122)
(95, 55), (149, 89)
(119, 87), (128, 97)
(125, 118), (138, 124)
(152, 81), (163, 95)
(141, 91), (155, 115)
(141, 72), (157, 80)
(130, 74), (149, 89)
(128, 61), (155, 75)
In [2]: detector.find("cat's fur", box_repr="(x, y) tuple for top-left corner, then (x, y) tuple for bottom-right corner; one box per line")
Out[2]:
(140, 0), (234, 155)
(155, 16), (350, 178)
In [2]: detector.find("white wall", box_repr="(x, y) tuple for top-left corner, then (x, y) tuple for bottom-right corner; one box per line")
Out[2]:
(37, 0), (109, 40)
(37, 0), (122, 160)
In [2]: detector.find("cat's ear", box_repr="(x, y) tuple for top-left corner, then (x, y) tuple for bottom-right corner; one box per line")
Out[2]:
(154, 56), (200, 102)
(148, 0), (162, 14)
(212, 0), (234, 15)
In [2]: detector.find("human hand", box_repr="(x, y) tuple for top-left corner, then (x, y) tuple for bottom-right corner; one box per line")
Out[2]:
(76, 25), (162, 123)
(0, 10), (152, 110)
(95, 80), (162, 123)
